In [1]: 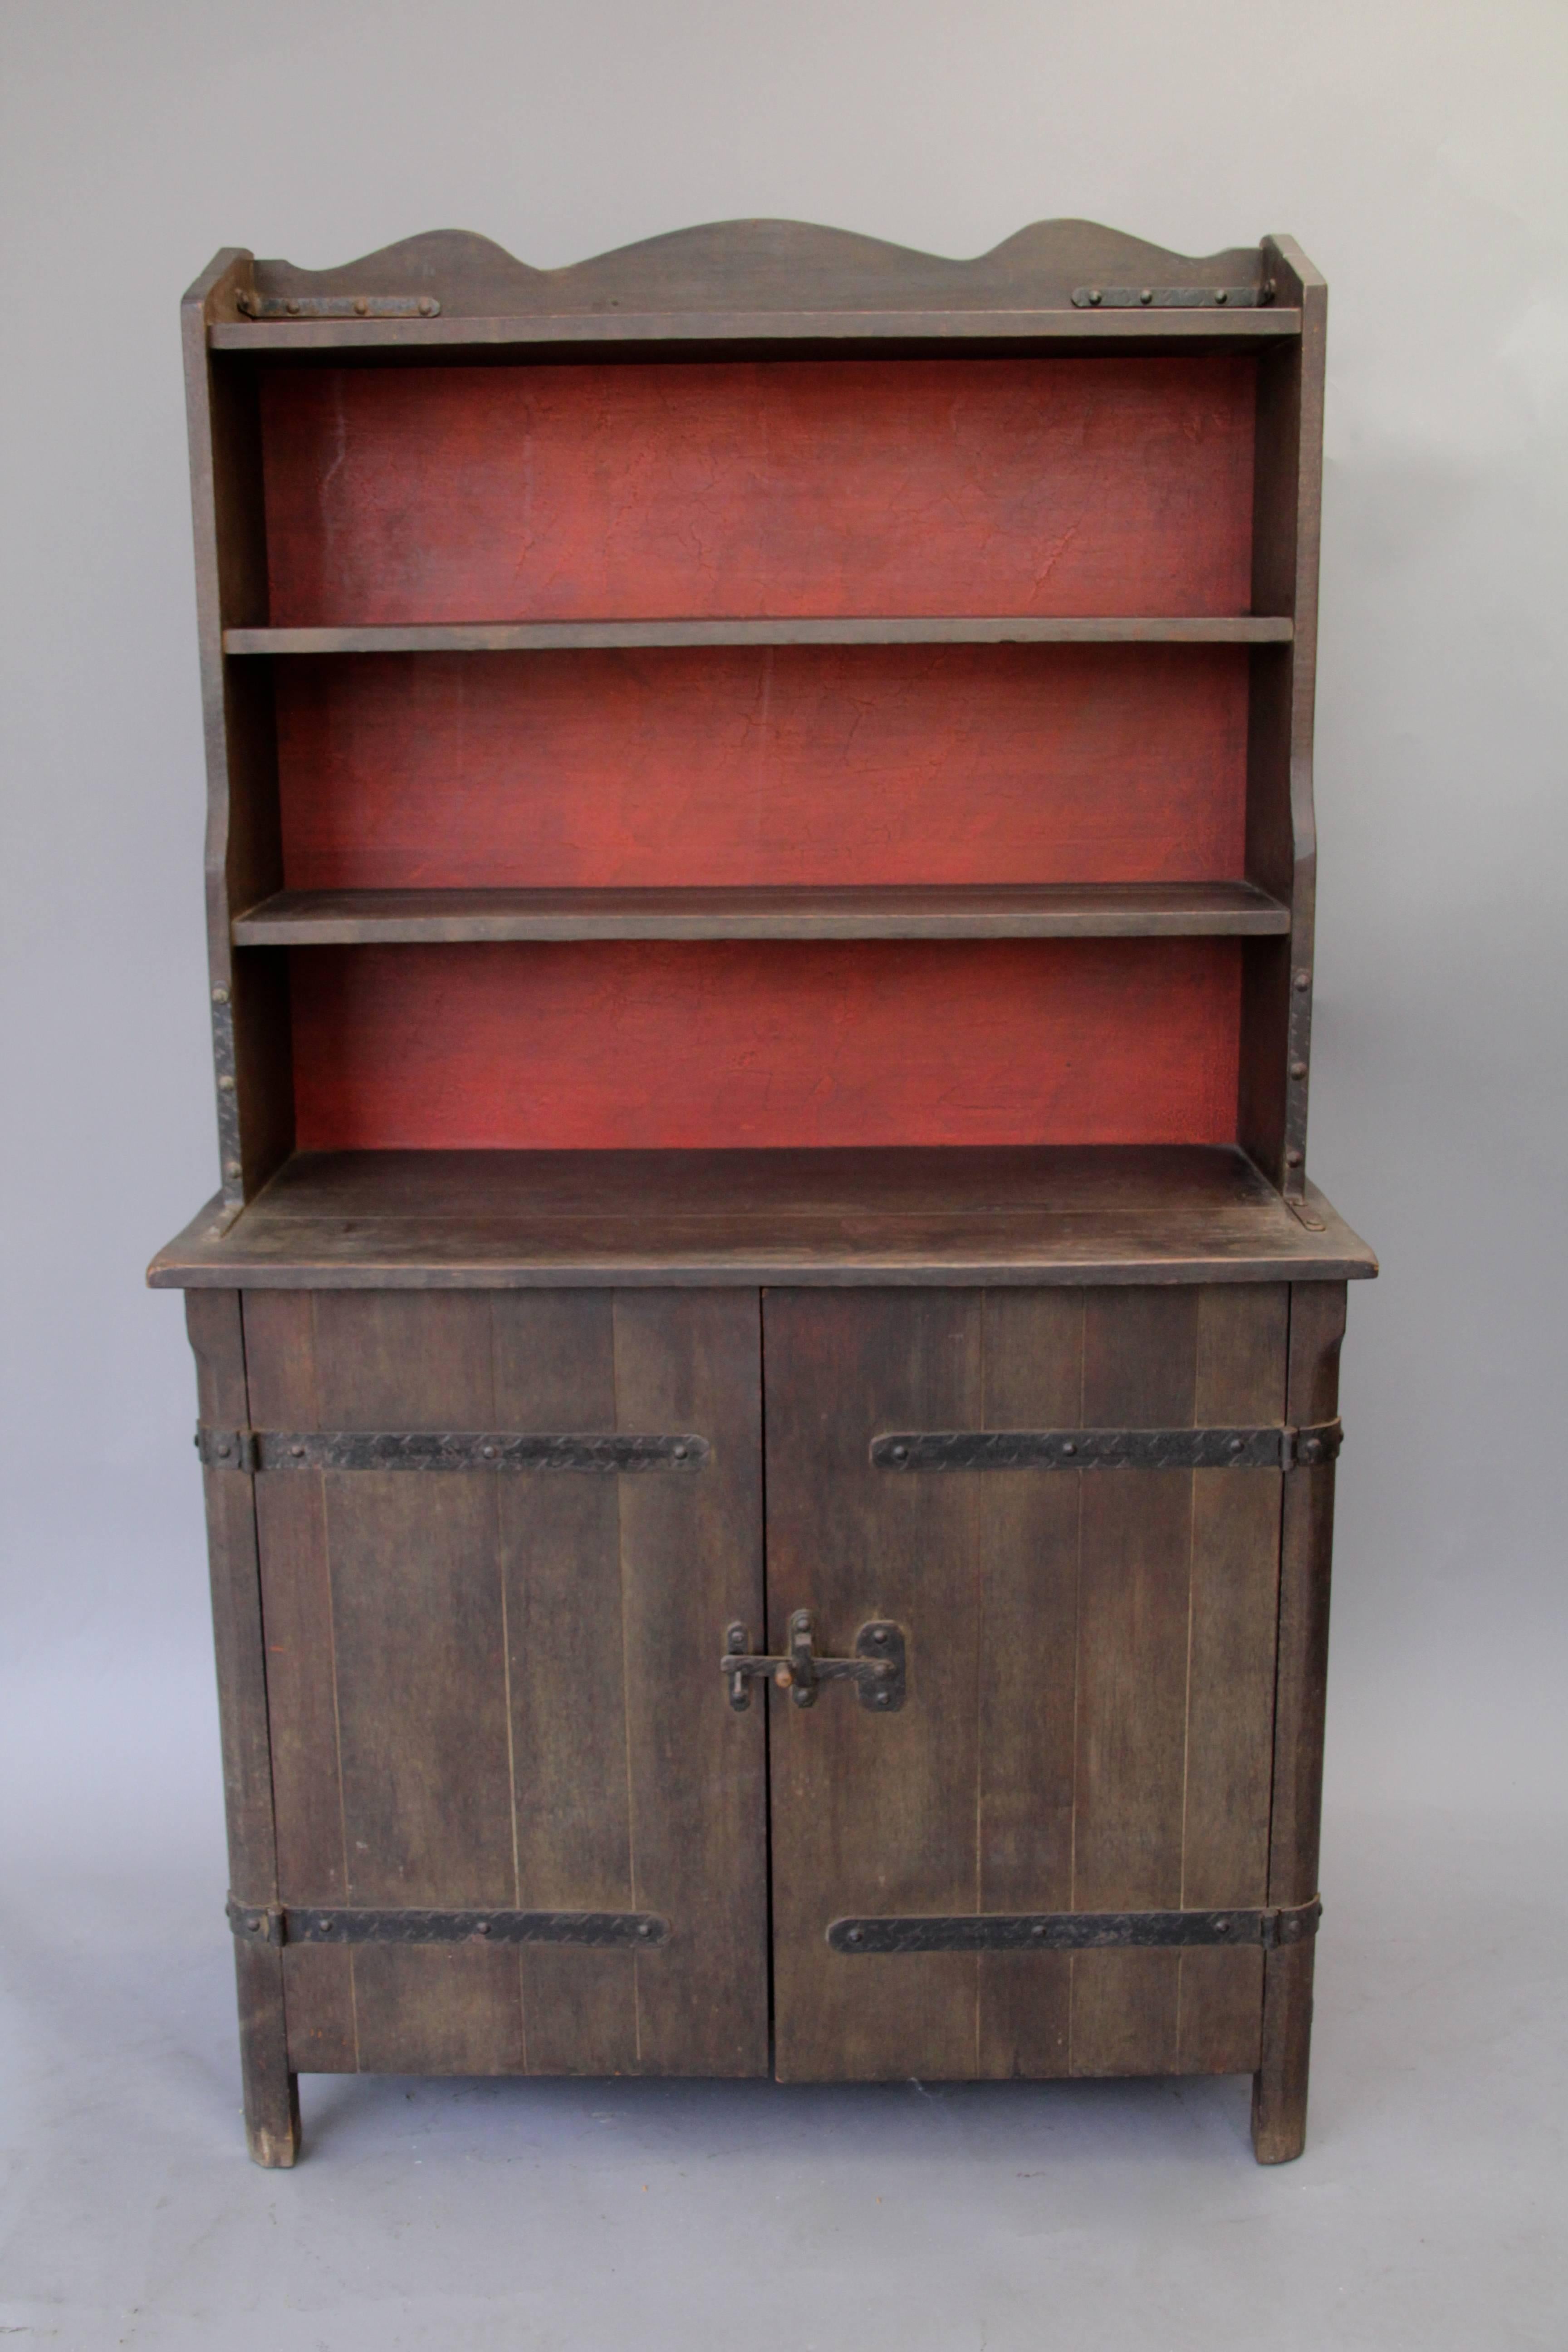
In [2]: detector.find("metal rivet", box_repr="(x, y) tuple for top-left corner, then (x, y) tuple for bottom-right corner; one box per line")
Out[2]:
(473, 1920), (491, 1936)
(1291, 1060), (1308, 1080)
(1286, 1147), (1304, 1167)
(1294, 970), (1311, 991)
(317, 1917), (335, 1933)
(289, 1444), (306, 1458)
(847, 1927), (865, 1945)
(1228, 1436), (1245, 1455)
(1214, 1918), (1230, 1935)
(871, 1628), (889, 1645)
(353, 295), (369, 315)
(637, 1921), (655, 1939)
(1140, 288), (1153, 304)
(285, 298), (301, 316)
(1088, 289), (1102, 305)
(418, 295), (436, 316)
(775, 1666), (793, 1688)
(889, 1444), (908, 1463)
(793, 1612), (811, 1631)
(211, 986), (230, 1005)
(1302, 1438), (1323, 1464)
(217, 1073), (235, 1091)
(481, 1444), (498, 1460)
(215, 1440), (230, 1457)
(875, 1692), (891, 1708)
(1214, 289), (1228, 304)
(1030, 1922), (1047, 1940)
(1061, 1440), (1077, 1457)
(672, 1443), (688, 1460)
(1265, 278), (1278, 299)
(225, 1159), (242, 1178)
(247, 1916), (261, 1934)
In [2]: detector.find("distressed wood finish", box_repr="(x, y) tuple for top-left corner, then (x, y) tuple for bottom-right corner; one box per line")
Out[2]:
(763, 1285), (1287, 2083)
(288, 938), (1243, 1153)
(269, 643), (1252, 895)
(259, 358), (1255, 626)
(242, 1288), (767, 2080)
(159, 220), (1366, 2166)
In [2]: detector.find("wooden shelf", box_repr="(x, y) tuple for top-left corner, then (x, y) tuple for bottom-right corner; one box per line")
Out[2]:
(233, 882), (1292, 946)
(224, 617), (1293, 656)
(149, 1146), (1376, 1291)
(209, 307), (1303, 356)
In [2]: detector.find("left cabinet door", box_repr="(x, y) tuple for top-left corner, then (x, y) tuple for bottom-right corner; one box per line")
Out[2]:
(241, 1287), (769, 2078)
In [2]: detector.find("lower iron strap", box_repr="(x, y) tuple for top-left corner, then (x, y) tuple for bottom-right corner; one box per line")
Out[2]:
(827, 1900), (1321, 1954)
(227, 1899), (669, 1949)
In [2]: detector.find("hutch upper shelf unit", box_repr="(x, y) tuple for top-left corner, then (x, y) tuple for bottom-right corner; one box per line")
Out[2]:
(152, 220), (1373, 2170)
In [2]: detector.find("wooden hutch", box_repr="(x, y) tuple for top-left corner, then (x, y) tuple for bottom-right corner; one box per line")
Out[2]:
(150, 218), (1375, 2167)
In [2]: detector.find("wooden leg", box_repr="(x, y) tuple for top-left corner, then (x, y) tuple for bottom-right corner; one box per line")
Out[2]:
(235, 1940), (300, 2167)
(1251, 1938), (1313, 2163)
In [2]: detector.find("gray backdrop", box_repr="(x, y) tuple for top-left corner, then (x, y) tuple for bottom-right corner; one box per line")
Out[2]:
(3, 4), (1565, 2344)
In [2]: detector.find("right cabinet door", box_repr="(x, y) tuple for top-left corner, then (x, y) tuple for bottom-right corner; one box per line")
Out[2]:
(763, 1284), (1287, 2082)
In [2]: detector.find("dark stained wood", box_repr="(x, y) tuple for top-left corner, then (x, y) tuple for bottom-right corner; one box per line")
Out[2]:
(218, 217), (1274, 321)
(1068, 1291), (1199, 2073)
(227, 617), (1293, 652)
(213, 309), (1300, 355)
(270, 644), (1251, 896)
(287, 939), (1244, 1153)
(1253, 1280), (1346, 2161)
(973, 1291), (1084, 2075)
(237, 883), (1290, 946)
(150, 1147), (1378, 1291)
(767, 1289), (985, 2080)
(612, 1290), (769, 2073)
(184, 1290), (299, 2165)
(182, 253), (293, 1204)
(260, 359), (1256, 627)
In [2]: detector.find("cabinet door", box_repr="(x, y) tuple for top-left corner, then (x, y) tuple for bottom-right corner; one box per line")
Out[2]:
(763, 1286), (1286, 2081)
(244, 1287), (768, 2078)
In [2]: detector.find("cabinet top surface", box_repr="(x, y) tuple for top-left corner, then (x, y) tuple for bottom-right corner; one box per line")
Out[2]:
(150, 1147), (1375, 1290)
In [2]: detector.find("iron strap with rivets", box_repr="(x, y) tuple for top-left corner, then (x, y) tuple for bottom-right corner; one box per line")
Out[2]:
(195, 1426), (708, 1473)
(827, 1899), (1321, 1955)
(226, 1898), (669, 1949)
(870, 1422), (1342, 1472)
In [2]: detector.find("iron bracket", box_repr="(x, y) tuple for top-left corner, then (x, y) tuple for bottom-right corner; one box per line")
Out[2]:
(722, 1612), (906, 1713)
(871, 1421), (1342, 1473)
(235, 290), (441, 320)
(195, 1425), (707, 1473)
(828, 1897), (1322, 1955)
(226, 1897), (668, 1949)
(1072, 284), (1268, 309)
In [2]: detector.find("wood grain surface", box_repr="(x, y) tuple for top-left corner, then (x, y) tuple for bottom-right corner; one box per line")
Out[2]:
(243, 1286), (768, 2077)
(764, 1284), (1286, 2081)
(259, 358), (1255, 625)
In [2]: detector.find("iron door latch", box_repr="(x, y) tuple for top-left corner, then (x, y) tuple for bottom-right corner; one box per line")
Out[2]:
(722, 1612), (906, 1713)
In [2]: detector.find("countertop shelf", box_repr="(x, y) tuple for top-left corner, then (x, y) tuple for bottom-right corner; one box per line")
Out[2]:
(150, 1147), (1377, 1291)
(222, 616), (1294, 656)
(233, 881), (1294, 946)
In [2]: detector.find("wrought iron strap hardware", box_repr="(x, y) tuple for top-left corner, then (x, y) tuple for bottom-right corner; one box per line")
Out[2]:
(828, 1898), (1322, 1955)
(722, 1612), (906, 1713)
(1071, 284), (1269, 309)
(226, 1897), (669, 1949)
(195, 1425), (708, 1473)
(871, 1421), (1343, 1473)
(235, 289), (441, 319)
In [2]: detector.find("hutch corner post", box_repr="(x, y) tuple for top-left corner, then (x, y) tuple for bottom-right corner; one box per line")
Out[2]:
(151, 219), (1374, 2169)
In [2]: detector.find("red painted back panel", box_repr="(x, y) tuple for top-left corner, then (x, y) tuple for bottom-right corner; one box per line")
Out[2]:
(276, 645), (1249, 891)
(260, 358), (1256, 624)
(291, 940), (1241, 1152)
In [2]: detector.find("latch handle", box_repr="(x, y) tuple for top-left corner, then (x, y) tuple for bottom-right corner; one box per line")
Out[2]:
(722, 1613), (906, 1713)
